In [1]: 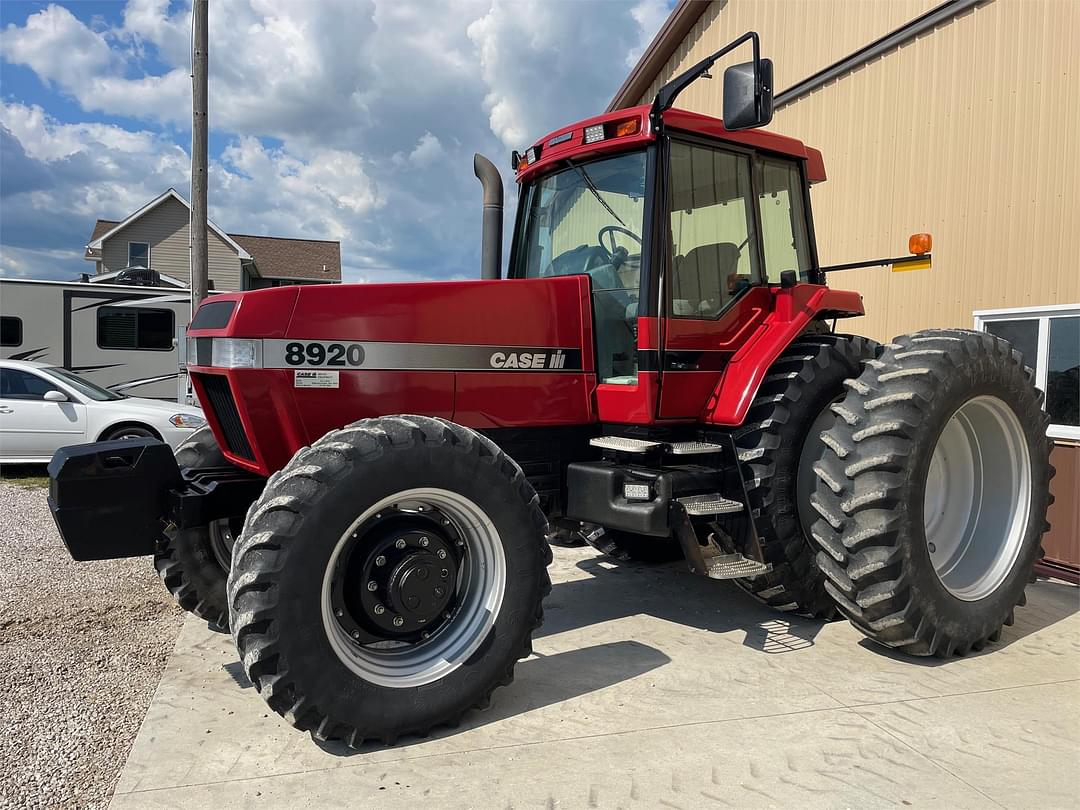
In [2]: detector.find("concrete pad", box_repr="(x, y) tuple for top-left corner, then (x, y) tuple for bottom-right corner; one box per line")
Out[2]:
(111, 546), (1080, 809)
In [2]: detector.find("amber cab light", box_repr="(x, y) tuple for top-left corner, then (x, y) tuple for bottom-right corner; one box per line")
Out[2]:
(613, 118), (640, 138)
(909, 232), (932, 255)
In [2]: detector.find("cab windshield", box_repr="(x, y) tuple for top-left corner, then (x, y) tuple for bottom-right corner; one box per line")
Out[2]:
(516, 151), (647, 383)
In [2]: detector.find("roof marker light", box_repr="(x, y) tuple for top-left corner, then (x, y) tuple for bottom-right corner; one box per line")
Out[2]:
(613, 118), (640, 137)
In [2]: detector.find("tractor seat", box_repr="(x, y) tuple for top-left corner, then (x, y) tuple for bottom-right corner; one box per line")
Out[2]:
(673, 243), (741, 317)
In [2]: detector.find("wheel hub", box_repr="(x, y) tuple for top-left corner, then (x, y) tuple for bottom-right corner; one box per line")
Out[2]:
(332, 508), (464, 643)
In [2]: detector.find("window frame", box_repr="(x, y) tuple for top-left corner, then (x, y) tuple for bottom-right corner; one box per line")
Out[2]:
(1, 316), (23, 347)
(127, 241), (151, 268)
(663, 133), (765, 321)
(96, 306), (176, 352)
(974, 303), (1080, 441)
(0, 367), (62, 401)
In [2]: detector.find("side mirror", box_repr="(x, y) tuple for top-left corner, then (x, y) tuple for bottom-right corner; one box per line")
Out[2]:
(43, 390), (68, 403)
(723, 58), (773, 131)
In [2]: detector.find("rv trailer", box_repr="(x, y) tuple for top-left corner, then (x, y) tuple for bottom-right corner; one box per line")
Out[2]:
(0, 279), (190, 400)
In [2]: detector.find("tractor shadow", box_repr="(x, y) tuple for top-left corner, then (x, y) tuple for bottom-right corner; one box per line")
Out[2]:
(315, 638), (671, 757)
(536, 551), (826, 655)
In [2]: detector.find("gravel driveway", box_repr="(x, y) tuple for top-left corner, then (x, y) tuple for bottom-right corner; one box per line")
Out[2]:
(0, 479), (184, 810)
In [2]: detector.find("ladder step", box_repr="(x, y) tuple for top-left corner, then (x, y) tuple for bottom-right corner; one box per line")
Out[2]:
(668, 441), (725, 455)
(676, 493), (744, 516)
(704, 553), (772, 580)
(590, 436), (662, 453)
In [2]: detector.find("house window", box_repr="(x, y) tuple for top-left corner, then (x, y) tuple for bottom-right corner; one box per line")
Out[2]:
(1, 316), (22, 347)
(975, 304), (1080, 440)
(128, 242), (150, 268)
(97, 307), (175, 351)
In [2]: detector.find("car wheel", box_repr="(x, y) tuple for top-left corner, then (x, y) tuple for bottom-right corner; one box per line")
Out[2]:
(102, 424), (157, 441)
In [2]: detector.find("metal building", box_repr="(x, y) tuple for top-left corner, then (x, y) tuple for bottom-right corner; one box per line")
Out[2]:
(613, 0), (1078, 577)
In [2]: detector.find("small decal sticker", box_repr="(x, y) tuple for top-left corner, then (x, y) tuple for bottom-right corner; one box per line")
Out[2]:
(294, 370), (339, 389)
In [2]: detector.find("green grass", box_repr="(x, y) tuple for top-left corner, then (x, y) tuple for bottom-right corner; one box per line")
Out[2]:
(0, 464), (50, 489)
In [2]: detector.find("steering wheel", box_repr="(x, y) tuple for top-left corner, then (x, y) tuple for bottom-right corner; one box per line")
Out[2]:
(598, 225), (642, 257)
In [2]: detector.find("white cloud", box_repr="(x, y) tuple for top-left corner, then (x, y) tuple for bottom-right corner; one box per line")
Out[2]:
(0, 1), (670, 284)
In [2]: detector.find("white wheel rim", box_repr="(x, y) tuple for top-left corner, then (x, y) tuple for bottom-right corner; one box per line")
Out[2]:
(321, 488), (506, 688)
(924, 395), (1032, 601)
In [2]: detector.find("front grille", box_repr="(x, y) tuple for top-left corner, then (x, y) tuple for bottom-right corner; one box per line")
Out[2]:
(197, 374), (254, 461)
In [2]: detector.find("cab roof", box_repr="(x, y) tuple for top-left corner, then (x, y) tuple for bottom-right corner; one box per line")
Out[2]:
(514, 104), (826, 184)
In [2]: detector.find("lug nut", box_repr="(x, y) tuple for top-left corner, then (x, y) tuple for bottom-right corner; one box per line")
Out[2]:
(419, 536), (430, 547)
(367, 580), (378, 592)
(335, 608), (343, 617)
(442, 518), (450, 525)
(440, 568), (449, 578)
(928, 542), (937, 553)
(434, 586), (446, 599)
(374, 604), (385, 615)
(393, 616), (404, 627)
(375, 555), (386, 567)
(421, 631), (430, 639)
(436, 549), (447, 559)
(395, 538), (407, 549)
(352, 630), (360, 639)
(443, 611), (452, 619)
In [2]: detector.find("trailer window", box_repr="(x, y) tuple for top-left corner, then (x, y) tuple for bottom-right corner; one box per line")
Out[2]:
(756, 158), (812, 283)
(0, 316), (22, 347)
(97, 307), (175, 351)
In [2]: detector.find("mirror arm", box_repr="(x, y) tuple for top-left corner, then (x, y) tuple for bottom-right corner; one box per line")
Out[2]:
(649, 31), (760, 134)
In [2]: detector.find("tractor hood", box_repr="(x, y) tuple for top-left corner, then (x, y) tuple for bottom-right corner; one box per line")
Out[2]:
(185, 277), (597, 474)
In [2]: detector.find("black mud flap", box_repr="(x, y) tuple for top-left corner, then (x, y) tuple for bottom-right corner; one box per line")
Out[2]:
(48, 439), (183, 561)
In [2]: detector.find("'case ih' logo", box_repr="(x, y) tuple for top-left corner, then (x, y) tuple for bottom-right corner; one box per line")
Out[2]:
(489, 350), (568, 369)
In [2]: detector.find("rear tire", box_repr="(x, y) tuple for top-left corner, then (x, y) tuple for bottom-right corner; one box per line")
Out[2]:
(153, 427), (236, 632)
(228, 415), (551, 746)
(731, 333), (880, 618)
(808, 329), (1052, 656)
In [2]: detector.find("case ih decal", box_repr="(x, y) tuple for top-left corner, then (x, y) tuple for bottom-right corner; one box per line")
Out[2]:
(263, 339), (582, 372)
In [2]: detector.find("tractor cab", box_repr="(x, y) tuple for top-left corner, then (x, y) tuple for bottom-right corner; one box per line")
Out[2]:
(505, 33), (856, 426)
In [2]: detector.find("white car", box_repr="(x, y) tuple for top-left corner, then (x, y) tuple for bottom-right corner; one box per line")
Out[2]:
(0, 359), (206, 463)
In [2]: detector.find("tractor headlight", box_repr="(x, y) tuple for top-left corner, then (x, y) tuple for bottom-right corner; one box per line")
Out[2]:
(169, 413), (206, 429)
(211, 338), (260, 368)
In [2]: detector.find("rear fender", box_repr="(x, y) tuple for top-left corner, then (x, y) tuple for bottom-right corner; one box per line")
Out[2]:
(701, 285), (863, 426)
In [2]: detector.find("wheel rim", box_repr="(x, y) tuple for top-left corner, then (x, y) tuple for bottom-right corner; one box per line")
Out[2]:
(924, 395), (1032, 601)
(321, 488), (506, 688)
(208, 518), (240, 571)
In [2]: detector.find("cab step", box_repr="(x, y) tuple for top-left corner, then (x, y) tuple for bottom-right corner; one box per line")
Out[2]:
(589, 437), (725, 455)
(703, 552), (772, 580)
(676, 493), (743, 515)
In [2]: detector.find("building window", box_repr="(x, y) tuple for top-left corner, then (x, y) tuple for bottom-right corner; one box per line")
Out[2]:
(97, 307), (175, 351)
(975, 304), (1080, 440)
(1, 316), (22, 347)
(128, 241), (150, 268)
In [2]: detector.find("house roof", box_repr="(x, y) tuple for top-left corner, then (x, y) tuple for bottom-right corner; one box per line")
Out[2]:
(86, 190), (343, 282)
(607, 0), (711, 111)
(86, 188), (253, 260)
(231, 233), (342, 281)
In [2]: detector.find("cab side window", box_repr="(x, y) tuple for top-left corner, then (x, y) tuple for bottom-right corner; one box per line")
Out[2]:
(668, 142), (760, 319)
(756, 158), (812, 283)
(0, 369), (60, 400)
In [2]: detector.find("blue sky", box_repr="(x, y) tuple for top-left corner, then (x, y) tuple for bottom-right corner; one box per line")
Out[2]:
(0, 0), (670, 283)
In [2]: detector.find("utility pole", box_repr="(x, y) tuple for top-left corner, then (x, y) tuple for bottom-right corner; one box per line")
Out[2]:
(190, 0), (209, 310)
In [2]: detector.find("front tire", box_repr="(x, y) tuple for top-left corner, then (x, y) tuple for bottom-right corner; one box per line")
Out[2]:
(153, 427), (237, 632)
(228, 415), (551, 746)
(808, 330), (1052, 656)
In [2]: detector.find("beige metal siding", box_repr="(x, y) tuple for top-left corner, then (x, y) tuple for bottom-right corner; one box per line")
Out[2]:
(638, 0), (941, 110)
(637, 0), (1080, 341)
(100, 196), (243, 291)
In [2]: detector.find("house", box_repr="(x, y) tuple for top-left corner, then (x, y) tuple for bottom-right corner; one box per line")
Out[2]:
(84, 189), (342, 291)
(616, 0), (1078, 578)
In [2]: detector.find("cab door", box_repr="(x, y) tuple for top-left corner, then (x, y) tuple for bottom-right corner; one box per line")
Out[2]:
(657, 139), (770, 419)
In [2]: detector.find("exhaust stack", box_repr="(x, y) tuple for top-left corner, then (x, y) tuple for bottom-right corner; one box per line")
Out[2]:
(473, 154), (503, 280)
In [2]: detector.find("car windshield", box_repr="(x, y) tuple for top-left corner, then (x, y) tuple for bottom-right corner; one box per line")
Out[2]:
(39, 366), (125, 401)
(516, 151), (647, 291)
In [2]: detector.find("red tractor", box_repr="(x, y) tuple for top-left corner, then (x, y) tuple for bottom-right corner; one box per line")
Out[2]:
(49, 33), (1052, 747)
